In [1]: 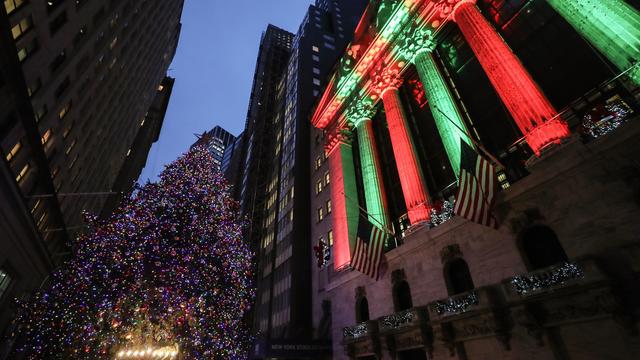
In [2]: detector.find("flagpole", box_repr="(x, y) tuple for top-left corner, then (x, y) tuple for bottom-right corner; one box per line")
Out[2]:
(431, 105), (506, 169)
(340, 191), (396, 237)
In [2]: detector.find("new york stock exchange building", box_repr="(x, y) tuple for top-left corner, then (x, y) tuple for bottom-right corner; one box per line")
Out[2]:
(307, 0), (640, 359)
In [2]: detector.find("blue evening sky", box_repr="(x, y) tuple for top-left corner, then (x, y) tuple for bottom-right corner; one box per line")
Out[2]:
(138, 0), (314, 182)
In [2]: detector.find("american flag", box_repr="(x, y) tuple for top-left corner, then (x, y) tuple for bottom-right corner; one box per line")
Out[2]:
(454, 140), (498, 228)
(352, 217), (388, 280)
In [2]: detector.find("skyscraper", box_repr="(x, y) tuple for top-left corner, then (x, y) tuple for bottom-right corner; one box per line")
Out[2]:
(0, 0), (184, 251)
(248, 1), (367, 358)
(191, 125), (236, 171)
(100, 76), (175, 217)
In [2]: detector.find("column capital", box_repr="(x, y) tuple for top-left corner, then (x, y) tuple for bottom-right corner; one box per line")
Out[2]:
(325, 126), (353, 156)
(397, 25), (436, 63)
(346, 98), (378, 127)
(370, 64), (403, 99)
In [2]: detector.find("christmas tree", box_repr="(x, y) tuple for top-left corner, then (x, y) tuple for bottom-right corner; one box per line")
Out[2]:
(12, 147), (254, 359)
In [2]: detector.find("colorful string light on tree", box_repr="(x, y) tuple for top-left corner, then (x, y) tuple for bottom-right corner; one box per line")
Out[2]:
(11, 147), (254, 359)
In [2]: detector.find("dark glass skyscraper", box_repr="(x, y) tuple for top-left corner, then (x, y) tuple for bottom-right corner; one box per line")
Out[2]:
(246, 1), (367, 358)
(191, 125), (236, 171)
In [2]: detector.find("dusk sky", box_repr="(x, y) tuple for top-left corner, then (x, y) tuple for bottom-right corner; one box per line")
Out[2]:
(138, 0), (314, 182)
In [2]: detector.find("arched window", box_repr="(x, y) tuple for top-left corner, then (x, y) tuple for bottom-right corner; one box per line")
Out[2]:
(393, 280), (413, 312)
(444, 258), (474, 296)
(521, 225), (568, 270)
(356, 297), (370, 323)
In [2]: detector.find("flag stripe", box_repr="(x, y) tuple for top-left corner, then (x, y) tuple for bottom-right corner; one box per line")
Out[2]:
(352, 219), (387, 280)
(454, 141), (498, 228)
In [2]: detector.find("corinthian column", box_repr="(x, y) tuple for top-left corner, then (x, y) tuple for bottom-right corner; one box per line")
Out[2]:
(546, 0), (640, 85)
(348, 101), (391, 231)
(453, 0), (569, 155)
(326, 130), (360, 271)
(378, 82), (431, 224)
(414, 49), (473, 174)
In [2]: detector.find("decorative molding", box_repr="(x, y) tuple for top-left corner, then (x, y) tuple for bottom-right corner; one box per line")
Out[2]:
(370, 63), (404, 97)
(346, 98), (377, 126)
(440, 244), (462, 264)
(397, 23), (436, 62)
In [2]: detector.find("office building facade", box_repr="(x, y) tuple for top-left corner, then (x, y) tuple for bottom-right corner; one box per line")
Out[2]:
(310, 0), (640, 359)
(250, 1), (367, 358)
(0, 0), (183, 252)
(101, 76), (175, 216)
(191, 125), (236, 171)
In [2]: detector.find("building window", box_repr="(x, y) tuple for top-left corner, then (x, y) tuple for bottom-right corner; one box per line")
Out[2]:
(11, 15), (33, 40)
(327, 230), (333, 246)
(315, 156), (322, 170)
(5, 141), (22, 162)
(50, 50), (67, 73)
(393, 280), (413, 312)
(317, 207), (324, 222)
(54, 76), (70, 99)
(356, 296), (370, 323)
(316, 179), (322, 194)
(49, 10), (68, 35)
(0, 268), (12, 300)
(27, 77), (42, 97)
(65, 139), (76, 155)
(4, 0), (26, 15)
(444, 258), (474, 296)
(17, 38), (38, 62)
(324, 42), (336, 50)
(520, 225), (568, 270)
(313, 78), (321, 86)
(326, 199), (331, 214)
(313, 67), (320, 75)
(58, 101), (72, 120)
(312, 45), (319, 52)
(30, 199), (41, 214)
(41, 129), (52, 145)
(324, 171), (330, 185)
(46, 0), (64, 13)
(313, 90), (319, 97)
(16, 163), (29, 183)
(312, 54), (320, 62)
(34, 104), (47, 122)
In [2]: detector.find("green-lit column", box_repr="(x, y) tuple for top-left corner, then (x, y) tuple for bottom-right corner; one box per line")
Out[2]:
(414, 49), (473, 175)
(546, 0), (640, 85)
(354, 118), (390, 230)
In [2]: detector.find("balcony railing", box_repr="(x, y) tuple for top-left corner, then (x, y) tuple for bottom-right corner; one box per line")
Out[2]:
(343, 320), (378, 341)
(503, 259), (605, 300)
(378, 307), (424, 332)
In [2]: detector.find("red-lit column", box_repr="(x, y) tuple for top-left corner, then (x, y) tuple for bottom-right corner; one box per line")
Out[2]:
(327, 138), (360, 271)
(381, 88), (431, 224)
(453, 0), (569, 155)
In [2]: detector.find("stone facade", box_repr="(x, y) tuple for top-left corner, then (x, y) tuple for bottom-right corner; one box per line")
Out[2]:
(320, 121), (640, 359)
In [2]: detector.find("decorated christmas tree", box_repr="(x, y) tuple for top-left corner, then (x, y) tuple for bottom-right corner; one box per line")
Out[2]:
(11, 147), (254, 359)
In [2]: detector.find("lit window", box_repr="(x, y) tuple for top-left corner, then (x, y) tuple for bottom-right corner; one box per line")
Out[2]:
(327, 230), (334, 246)
(5, 141), (22, 162)
(16, 163), (30, 183)
(312, 45), (319, 52)
(317, 207), (324, 222)
(324, 171), (330, 185)
(313, 78), (321, 86)
(158, 85), (164, 91)
(11, 15), (32, 39)
(58, 101), (72, 120)
(316, 180), (322, 194)
(326, 199), (332, 214)
(0, 268), (12, 300)
(41, 129), (52, 145)
(34, 104), (48, 122)
(126, 149), (131, 156)
(65, 139), (76, 155)
(30, 199), (41, 214)
(313, 67), (320, 75)
(312, 54), (320, 62)
(4, 0), (26, 15)
(313, 90), (319, 97)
